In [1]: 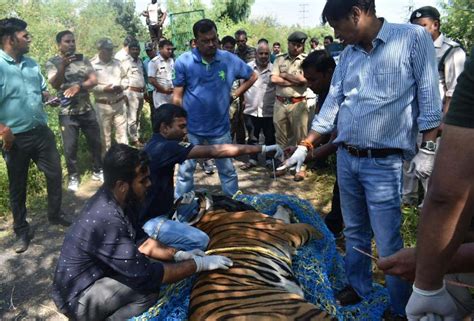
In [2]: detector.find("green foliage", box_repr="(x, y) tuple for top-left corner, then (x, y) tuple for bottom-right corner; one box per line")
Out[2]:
(440, 0), (474, 50)
(401, 206), (419, 248)
(108, 0), (146, 37)
(211, 0), (255, 24)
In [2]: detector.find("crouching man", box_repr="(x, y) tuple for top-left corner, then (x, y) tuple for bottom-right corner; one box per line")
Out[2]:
(52, 144), (232, 320)
(140, 103), (283, 251)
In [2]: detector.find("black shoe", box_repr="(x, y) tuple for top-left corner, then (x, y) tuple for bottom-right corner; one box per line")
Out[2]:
(336, 286), (362, 306)
(49, 216), (72, 227)
(383, 310), (407, 321)
(14, 233), (31, 253)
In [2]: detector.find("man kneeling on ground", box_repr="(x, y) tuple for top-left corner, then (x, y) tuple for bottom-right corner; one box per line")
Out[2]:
(140, 103), (284, 250)
(52, 144), (232, 320)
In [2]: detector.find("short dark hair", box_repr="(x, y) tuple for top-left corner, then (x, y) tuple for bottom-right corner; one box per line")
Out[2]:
(0, 18), (27, 40)
(273, 42), (281, 47)
(234, 29), (247, 38)
(322, 0), (376, 23)
(152, 104), (188, 133)
(103, 144), (149, 189)
(123, 35), (136, 47)
(324, 35), (334, 42)
(258, 38), (269, 44)
(193, 19), (217, 39)
(55, 30), (73, 44)
(301, 50), (336, 73)
(221, 35), (236, 46)
(158, 39), (173, 48)
(128, 39), (140, 49)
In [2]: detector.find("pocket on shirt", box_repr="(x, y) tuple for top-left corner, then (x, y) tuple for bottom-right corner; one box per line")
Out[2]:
(372, 67), (401, 99)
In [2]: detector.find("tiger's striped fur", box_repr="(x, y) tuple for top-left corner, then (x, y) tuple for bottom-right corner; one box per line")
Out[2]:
(189, 209), (334, 321)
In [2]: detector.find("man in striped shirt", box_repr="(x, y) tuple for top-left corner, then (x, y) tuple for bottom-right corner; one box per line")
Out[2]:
(284, 0), (441, 318)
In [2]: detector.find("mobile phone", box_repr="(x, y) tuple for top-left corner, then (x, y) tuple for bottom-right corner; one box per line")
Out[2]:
(74, 53), (83, 61)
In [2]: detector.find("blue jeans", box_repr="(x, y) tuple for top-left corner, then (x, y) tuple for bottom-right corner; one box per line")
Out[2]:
(337, 148), (410, 315)
(142, 216), (209, 251)
(175, 132), (238, 198)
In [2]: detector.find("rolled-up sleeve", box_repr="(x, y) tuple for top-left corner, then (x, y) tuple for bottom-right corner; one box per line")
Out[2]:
(411, 28), (442, 131)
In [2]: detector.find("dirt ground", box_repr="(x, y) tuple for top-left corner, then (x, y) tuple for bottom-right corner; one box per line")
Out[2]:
(0, 161), (335, 320)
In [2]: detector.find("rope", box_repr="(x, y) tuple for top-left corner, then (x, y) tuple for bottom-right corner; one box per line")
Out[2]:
(205, 246), (292, 265)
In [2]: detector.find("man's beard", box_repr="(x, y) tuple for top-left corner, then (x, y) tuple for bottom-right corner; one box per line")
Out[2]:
(125, 186), (140, 207)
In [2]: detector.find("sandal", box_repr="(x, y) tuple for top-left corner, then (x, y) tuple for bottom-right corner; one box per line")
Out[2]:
(240, 161), (257, 170)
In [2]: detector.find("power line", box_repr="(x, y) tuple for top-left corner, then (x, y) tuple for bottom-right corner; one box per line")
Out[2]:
(299, 3), (309, 27)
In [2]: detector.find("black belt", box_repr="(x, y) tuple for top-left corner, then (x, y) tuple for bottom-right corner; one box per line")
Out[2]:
(341, 143), (402, 158)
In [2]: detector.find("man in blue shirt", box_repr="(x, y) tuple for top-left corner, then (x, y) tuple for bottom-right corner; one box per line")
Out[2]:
(0, 18), (70, 254)
(141, 104), (283, 250)
(52, 144), (233, 320)
(172, 19), (258, 199)
(284, 0), (441, 318)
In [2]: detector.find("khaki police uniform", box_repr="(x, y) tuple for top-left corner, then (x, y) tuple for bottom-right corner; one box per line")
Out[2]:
(90, 55), (129, 155)
(272, 52), (308, 147)
(123, 56), (146, 143)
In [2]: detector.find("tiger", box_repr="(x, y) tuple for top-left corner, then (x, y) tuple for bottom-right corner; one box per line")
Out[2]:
(188, 205), (335, 321)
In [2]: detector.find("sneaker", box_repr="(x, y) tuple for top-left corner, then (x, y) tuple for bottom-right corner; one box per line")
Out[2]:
(92, 170), (104, 182)
(67, 175), (79, 192)
(14, 232), (32, 254)
(203, 159), (215, 175)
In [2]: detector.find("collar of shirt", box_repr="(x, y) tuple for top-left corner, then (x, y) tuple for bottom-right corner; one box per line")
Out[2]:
(0, 49), (25, 65)
(351, 18), (390, 53)
(283, 52), (306, 62)
(433, 33), (445, 49)
(191, 47), (222, 64)
(250, 60), (271, 74)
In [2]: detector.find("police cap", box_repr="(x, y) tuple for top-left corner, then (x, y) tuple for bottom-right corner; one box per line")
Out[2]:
(288, 31), (308, 44)
(410, 6), (440, 23)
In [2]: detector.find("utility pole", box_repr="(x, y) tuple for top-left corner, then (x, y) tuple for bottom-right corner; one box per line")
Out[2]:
(299, 3), (309, 27)
(405, 0), (415, 22)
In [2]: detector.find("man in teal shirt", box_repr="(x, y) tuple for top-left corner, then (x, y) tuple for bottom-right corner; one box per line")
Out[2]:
(0, 18), (70, 254)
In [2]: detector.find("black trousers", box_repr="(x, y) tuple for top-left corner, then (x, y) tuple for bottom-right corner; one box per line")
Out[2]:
(2, 126), (62, 237)
(59, 110), (102, 177)
(324, 176), (343, 235)
(243, 115), (276, 161)
(231, 102), (247, 144)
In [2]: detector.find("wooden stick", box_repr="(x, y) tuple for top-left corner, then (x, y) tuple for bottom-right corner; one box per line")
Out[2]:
(352, 246), (378, 261)
(445, 279), (474, 289)
(353, 247), (474, 290)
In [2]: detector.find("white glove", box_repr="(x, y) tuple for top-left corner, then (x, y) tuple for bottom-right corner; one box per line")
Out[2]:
(261, 144), (284, 161)
(173, 249), (206, 262)
(193, 255), (233, 273)
(408, 149), (435, 179)
(406, 283), (457, 321)
(278, 145), (308, 173)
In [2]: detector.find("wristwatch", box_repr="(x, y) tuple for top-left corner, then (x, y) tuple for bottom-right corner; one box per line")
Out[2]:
(420, 140), (437, 152)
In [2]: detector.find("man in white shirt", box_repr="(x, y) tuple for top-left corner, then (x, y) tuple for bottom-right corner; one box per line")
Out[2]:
(241, 42), (277, 170)
(142, 0), (167, 44)
(148, 39), (174, 110)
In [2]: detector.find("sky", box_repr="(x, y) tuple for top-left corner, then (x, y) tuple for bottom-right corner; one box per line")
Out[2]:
(136, 0), (443, 26)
